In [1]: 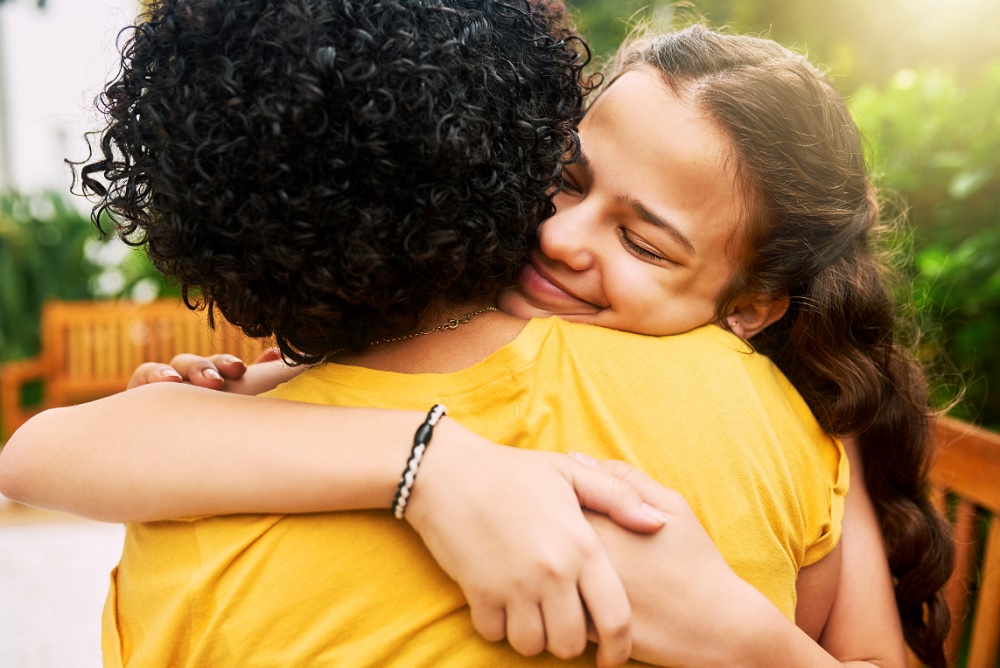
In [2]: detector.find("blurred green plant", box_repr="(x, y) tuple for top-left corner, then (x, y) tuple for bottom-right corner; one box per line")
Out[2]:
(911, 228), (1000, 427)
(570, 0), (1000, 91)
(0, 191), (175, 364)
(851, 66), (1000, 428)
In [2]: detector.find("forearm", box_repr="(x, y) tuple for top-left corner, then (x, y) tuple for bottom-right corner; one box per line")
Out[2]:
(817, 438), (907, 667)
(717, 594), (892, 668)
(623, 551), (894, 668)
(0, 383), (433, 522)
(580, 461), (901, 668)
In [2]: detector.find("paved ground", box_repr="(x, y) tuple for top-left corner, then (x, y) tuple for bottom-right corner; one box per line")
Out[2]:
(0, 498), (124, 668)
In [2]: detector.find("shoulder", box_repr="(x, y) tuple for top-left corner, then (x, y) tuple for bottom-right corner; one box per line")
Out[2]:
(549, 319), (752, 359)
(259, 364), (338, 403)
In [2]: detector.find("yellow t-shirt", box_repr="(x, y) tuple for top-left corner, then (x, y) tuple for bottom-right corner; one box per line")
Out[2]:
(103, 319), (846, 667)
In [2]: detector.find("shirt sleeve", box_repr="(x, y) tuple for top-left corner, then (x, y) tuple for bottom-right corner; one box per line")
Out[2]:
(801, 435), (849, 567)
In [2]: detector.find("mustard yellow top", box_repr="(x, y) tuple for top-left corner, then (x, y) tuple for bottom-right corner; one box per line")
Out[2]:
(103, 319), (846, 667)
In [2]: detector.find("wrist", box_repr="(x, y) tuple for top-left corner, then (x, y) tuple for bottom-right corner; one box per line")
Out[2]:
(402, 417), (490, 535)
(391, 405), (447, 519)
(401, 415), (457, 533)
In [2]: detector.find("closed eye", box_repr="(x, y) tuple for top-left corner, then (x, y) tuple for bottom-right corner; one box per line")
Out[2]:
(559, 171), (583, 195)
(619, 228), (672, 263)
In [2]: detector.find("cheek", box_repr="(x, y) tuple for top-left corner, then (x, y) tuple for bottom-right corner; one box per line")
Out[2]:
(609, 269), (719, 335)
(607, 268), (678, 320)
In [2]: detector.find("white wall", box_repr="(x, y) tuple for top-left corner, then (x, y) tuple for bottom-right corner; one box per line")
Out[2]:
(0, 0), (138, 196)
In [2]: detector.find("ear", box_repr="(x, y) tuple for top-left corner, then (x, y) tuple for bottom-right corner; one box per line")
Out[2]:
(721, 294), (790, 340)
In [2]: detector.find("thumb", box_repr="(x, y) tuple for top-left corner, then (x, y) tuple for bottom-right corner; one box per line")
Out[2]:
(568, 454), (665, 533)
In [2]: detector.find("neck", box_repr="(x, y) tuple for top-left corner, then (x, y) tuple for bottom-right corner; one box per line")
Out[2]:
(335, 295), (527, 374)
(411, 297), (498, 332)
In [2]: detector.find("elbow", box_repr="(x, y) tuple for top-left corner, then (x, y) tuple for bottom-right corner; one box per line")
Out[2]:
(0, 408), (62, 505)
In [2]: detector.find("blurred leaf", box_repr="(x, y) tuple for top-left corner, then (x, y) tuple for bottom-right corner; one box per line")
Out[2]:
(0, 191), (170, 364)
(915, 247), (949, 278)
(949, 167), (993, 200)
(928, 152), (969, 170)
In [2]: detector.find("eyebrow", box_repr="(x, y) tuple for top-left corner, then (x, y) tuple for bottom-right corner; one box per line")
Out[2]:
(575, 148), (697, 257)
(619, 195), (697, 257)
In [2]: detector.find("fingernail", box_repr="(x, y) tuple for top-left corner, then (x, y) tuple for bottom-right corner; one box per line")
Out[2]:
(158, 368), (182, 379)
(222, 355), (244, 365)
(204, 368), (223, 381)
(569, 451), (598, 467)
(641, 503), (668, 523)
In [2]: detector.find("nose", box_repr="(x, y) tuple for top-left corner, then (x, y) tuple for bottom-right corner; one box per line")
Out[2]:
(537, 196), (597, 271)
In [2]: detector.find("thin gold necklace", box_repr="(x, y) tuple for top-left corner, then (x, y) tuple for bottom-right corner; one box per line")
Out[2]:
(367, 305), (499, 348)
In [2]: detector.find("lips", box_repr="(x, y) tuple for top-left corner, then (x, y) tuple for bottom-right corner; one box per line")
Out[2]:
(517, 258), (602, 314)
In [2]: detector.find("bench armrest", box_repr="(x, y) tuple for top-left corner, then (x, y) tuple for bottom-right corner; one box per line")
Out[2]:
(0, 358), (46, 442)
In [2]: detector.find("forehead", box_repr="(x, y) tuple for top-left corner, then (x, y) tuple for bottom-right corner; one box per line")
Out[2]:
(578, 67), (745, 259)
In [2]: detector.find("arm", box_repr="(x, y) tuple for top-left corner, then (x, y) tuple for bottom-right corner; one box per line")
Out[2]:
(817, 438), (907, 665)
(127, 351), (301, 395)
(580, 457), (906, 668)
(0, 358), (906, 666)
(0, 381), (662, 668)
(0, 383), (427, 519)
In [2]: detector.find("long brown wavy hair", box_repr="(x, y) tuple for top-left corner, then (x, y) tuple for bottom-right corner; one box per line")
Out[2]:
(610, 25), (953, 667)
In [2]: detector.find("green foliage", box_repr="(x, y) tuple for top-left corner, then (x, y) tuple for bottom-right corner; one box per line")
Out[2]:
(0, 193), (99, 361)
(0, 191), (174, 363)
(851, 67), (1000, 428)
(568, 0), (652, 61)
(852, 66), (1000, 246)
(912, 228), (1000, 427)
(570, 0), (1000, 91)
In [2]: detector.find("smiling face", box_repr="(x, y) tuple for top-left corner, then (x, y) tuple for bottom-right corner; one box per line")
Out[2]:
(499, 67), (747, 336)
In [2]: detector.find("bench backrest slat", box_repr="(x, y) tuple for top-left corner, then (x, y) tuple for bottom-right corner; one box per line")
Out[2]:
(930, 416), (1000, 667)
(0, 299), (268, 440)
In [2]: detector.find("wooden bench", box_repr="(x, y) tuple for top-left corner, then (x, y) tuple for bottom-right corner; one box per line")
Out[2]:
(0, 299), (267, 442)
(931, 416), (1000, 668)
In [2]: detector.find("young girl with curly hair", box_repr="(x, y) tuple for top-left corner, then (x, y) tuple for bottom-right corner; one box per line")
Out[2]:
(0, 1), (951, 667)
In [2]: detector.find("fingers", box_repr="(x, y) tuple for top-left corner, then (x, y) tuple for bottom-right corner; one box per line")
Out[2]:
(578, 551), (632, 668)
(166, 353), (246, 389)
(126, 362), (184, 389)
(539, 585), (588, 659)
(569, 456), (665, 533)
(208, 354), (249, 380)
(475, 593), (595, 663)
(468, 599), (507, 643)
(128, 354), (250, 391)
(505, 599), (547, 657)
(571, 453), (691, 521)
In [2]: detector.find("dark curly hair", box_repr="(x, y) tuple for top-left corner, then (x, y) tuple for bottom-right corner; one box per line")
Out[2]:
(79, 0), (590, 363)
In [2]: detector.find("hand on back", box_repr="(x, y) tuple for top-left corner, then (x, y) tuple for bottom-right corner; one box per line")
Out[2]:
(127, 348), (289, 395)
(579, 458), (764, 667)
(405, 428), (669, 667)
(123, 351), (691, 667)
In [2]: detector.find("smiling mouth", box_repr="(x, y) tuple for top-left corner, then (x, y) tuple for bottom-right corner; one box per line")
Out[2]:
(517, 259), (602, 313)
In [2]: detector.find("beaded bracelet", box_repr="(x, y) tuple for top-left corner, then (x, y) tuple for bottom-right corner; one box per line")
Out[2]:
(392, 404), (447, 519)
